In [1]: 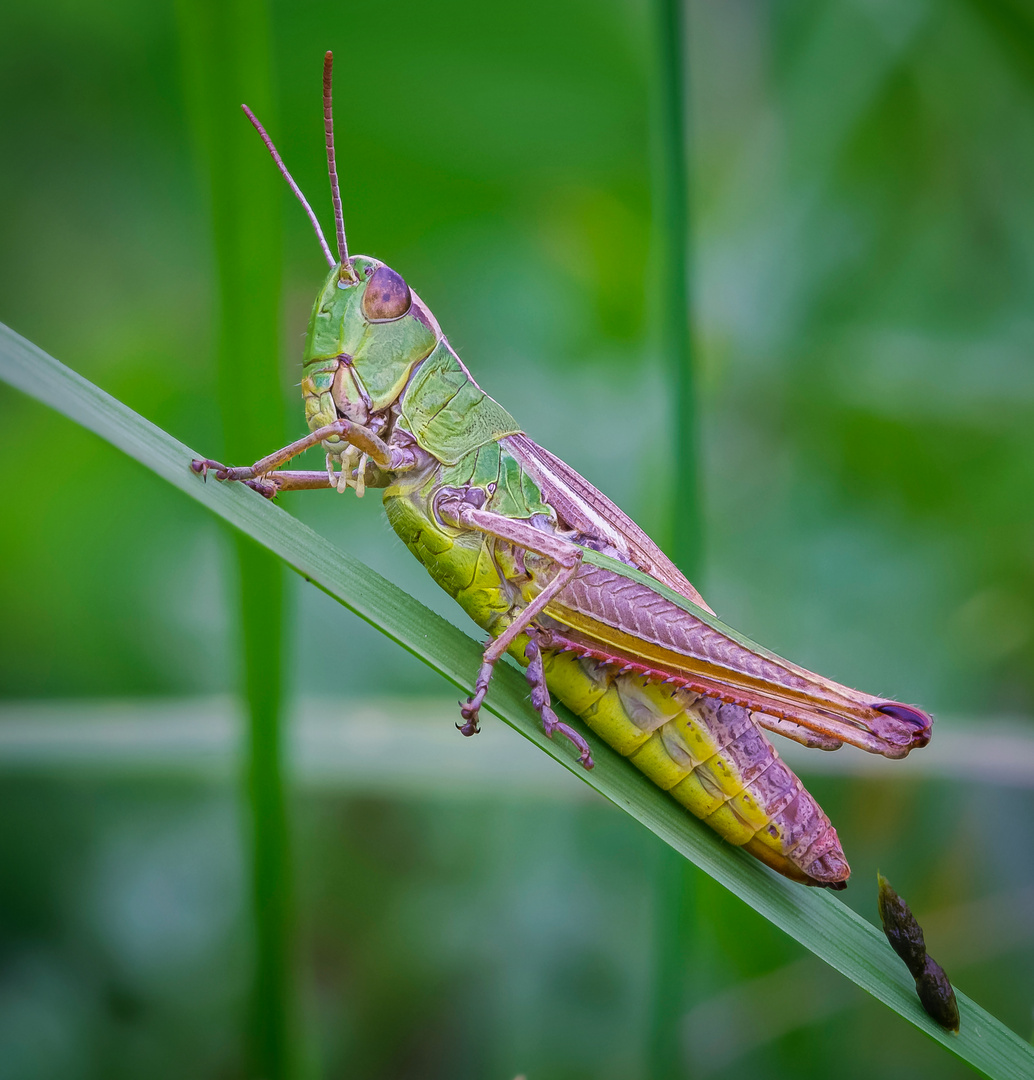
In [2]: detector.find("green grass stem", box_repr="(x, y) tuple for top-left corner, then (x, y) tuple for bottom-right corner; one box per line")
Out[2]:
(654, 0), (701, 581)
(650, 2), (701, 1074)
(175, 4), (294, 1076)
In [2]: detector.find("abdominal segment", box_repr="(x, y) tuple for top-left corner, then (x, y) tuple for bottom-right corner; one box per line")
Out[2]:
(539, 648), (850, 888)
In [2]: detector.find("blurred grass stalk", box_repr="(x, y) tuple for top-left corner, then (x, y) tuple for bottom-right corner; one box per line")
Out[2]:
(649, 1), (700, 1076)
(175, 3), (296, 1077)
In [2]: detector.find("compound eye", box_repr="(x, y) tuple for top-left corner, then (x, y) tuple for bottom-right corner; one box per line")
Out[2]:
(362, 265), (412, 321)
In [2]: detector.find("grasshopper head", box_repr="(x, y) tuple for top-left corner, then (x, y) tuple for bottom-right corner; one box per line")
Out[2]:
(245, 54), (442, 436)
(301, 256), (441, 431)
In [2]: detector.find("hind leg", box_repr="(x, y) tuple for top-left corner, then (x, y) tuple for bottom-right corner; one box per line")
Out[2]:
(523, 635), (594, 769)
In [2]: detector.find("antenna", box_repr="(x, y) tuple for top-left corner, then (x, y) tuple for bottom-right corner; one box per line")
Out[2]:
(242, 104), (336, 269)
(322, 50), (352, 280)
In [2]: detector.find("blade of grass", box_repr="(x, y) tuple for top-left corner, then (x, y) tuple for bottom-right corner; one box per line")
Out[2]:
(2, 324), (1033, 1080)
(175, 5), (293, 1077)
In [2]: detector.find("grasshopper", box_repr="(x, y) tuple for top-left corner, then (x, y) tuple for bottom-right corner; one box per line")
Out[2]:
(193, 53), (931, 889)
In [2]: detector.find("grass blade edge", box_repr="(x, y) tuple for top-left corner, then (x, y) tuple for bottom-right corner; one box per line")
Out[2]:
(1, 321), (1031, 1080)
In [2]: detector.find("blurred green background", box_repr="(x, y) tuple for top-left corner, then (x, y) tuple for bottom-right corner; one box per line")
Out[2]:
(2, 0), (1034, 1077)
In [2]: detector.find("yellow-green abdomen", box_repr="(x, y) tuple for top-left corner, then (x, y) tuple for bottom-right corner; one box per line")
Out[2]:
(383, 485), (846, 887)
(540, 649), (846, 886)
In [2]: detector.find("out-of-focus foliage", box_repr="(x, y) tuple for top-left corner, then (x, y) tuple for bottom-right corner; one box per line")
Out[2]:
(1, 0), (1032, 1078)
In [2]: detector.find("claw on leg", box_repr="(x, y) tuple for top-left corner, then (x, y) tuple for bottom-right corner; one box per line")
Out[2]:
(458, 658), (496, 737)
(192, 457), (278, 498)
(455, 710), (480, 737)
(191, 458), (229, 481)
(525, 636), (594, 770)
(454, 635), (594, 769)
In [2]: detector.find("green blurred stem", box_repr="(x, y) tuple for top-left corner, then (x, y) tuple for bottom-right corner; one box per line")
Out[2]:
(649, 838), (697, 1079)
(176, 3), (294, 1077)
(649, 1), (699, 1076)
(655, 0), (701, 580)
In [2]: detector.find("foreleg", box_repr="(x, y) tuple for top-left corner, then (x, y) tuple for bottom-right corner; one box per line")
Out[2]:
(190, 418), (399, 485)
(235, 470), (336, 498)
